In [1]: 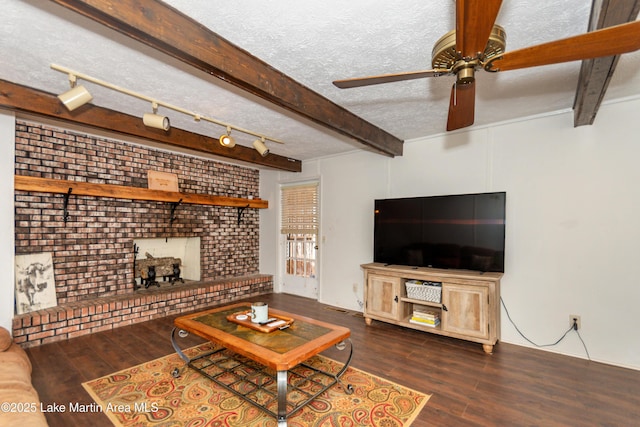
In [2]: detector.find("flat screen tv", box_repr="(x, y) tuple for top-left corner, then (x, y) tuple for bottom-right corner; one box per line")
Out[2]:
(374, 192), (506, 273)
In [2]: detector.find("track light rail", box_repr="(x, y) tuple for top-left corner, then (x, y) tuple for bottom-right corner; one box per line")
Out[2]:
(51, 64), (285, 145)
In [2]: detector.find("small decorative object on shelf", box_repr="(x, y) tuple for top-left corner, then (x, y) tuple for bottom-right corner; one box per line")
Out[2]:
(405, 280), (442, 303)
(147, 170), (179, 192)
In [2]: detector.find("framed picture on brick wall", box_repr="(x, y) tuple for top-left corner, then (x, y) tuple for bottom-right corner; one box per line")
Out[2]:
(15, 252), (58, 314)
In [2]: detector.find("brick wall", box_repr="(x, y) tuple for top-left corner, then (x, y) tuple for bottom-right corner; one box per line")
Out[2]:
(13, 120), (273, 346)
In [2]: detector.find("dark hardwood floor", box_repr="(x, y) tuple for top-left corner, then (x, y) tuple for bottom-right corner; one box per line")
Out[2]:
(26, 293), (640, 426)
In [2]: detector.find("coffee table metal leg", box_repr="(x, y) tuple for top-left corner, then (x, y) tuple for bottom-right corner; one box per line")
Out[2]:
(277, 370), (288, 426)
(171, 328), (190, 362)
(333, 338), (354, 394)
(170, 327), (191, 377)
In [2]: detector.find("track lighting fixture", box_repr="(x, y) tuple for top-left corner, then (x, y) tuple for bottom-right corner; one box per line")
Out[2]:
(57, 74), (93, 111)
(253, 137), (270, 157)
(51, 64), (286, 152)
(219, 126), (236, 148)
(143, 102), (170, 131)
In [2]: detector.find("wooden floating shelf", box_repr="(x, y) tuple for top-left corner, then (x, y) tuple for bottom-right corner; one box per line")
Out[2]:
(14, 175), (268, 209)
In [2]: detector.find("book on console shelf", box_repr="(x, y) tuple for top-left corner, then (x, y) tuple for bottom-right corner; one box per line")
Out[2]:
(410, 307), (440, 327)
(412, 309), (440, 320)
(410, 316), (440, 324)
(409, 316), (441, 327)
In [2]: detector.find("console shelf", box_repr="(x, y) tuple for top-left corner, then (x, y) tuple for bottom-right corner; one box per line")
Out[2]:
(400, 297), (441, 307)
(361, 263), (502, 354)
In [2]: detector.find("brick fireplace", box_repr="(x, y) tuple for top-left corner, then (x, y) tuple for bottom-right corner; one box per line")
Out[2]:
(12, 120), (273, 347)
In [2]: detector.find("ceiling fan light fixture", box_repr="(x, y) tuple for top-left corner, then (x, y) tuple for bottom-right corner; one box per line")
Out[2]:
(456, 66), (475, 84)
(253, 137), (269, 157)
(58, 78), (93, 111)
(219, 126), (236, 148)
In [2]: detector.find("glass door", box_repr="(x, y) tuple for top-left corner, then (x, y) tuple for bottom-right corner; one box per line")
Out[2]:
(280, 182), (319, 299)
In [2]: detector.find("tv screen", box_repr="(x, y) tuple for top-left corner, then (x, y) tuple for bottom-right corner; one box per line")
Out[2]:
(374, 192), (506, 272)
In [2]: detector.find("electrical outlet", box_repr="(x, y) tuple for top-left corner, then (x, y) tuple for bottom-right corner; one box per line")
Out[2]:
(570, 314), (581, 330)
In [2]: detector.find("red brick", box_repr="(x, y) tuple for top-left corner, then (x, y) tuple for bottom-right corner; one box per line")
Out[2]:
(57, 325), (80, 335)
(28, 330), (55, 340)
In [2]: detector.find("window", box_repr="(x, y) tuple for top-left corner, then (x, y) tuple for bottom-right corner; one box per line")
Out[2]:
(281, 183), (318, 278)
(285, 234), (316, 278)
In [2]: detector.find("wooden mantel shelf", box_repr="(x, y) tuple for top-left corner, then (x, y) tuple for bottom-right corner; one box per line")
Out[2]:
(14, 175), (268, 209)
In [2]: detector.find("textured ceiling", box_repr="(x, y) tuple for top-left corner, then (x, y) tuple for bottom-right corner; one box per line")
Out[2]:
(2, 0), (640, 163)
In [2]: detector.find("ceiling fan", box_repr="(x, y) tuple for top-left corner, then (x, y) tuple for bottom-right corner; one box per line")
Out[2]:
(333, 0), (640, 131)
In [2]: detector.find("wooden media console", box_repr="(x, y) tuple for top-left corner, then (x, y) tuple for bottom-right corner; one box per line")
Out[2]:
(362, 263), (502, 353)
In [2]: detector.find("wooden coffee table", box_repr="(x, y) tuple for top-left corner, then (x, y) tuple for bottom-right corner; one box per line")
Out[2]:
(171, 302), (353, 426)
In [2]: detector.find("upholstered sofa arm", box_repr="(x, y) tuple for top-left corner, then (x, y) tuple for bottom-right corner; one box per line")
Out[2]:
(0, 326), (49, 426)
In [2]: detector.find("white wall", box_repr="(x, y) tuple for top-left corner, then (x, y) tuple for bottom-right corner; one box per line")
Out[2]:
(259, 169), (280, 284)
(260, 152), (389, 307)
(0, 110), (15, 333)
(315, 153), (390, 309)
(490, 101), (640, 369)
(260, 97), (640, 370)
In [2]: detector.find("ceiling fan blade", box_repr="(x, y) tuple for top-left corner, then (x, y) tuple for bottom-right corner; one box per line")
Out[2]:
(446, 81), (476, 131)
(333, 69), (450, 89)
(456, 0), (503, 58)
(488, 20), (640, 72)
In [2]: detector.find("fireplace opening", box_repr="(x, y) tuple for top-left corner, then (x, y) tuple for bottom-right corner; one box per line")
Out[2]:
(133, 237), (201, 289)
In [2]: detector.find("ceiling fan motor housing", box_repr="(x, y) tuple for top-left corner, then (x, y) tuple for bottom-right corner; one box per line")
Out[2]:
(432, 24), (507, 72)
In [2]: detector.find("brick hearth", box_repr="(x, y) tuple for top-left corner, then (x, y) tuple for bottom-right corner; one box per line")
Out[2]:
(12, 275), (273, 348)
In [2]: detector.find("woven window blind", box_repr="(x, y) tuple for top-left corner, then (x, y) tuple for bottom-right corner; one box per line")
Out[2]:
(280, 182), (318, 235)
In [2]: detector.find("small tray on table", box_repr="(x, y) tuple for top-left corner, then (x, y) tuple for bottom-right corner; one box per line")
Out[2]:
(226, 310), (295, 333)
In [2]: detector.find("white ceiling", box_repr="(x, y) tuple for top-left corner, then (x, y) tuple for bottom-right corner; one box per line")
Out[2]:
(2, 0), (640, 163)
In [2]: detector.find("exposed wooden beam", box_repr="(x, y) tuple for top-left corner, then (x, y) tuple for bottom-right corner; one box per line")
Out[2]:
(48, 0), (404, 157)
(573, 0), (640, 126)
(0, 79), (301, 172)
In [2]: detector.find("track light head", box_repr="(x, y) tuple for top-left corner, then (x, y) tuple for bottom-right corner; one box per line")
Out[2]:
(58, 84), (93, 111)
(143, 103), (170, 131)
(253, 137), (270, 157)
(219, 126), (236, 148)
(143, 113), (170, 131)
(219, 134), (235, 147)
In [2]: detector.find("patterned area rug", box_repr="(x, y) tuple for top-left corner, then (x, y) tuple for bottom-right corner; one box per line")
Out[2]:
(83, 343), (429, 426)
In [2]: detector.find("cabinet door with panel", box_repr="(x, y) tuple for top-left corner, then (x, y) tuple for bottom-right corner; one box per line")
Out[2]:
(365, 274), (401, 321)
(441, 282), (489, 339)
